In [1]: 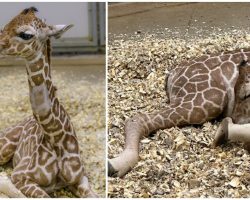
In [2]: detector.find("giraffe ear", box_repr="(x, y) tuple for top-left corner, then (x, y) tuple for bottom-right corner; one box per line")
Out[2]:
(47, 24), (74, 39)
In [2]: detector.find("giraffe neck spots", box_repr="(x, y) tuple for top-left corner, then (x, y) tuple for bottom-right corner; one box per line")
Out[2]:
(30, 82), (51, 117)
(25, 40), (76, 149)
(26, 46), (53, 115)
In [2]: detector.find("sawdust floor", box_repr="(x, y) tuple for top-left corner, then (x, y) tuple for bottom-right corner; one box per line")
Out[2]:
(108, 30), (250, 197)
(0, 65), (106, 197)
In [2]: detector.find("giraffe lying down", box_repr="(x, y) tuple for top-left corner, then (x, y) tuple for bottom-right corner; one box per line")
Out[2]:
(0, 8), (97, 197)
(108, 46), (250, 177)
(214, 60), (250, 149)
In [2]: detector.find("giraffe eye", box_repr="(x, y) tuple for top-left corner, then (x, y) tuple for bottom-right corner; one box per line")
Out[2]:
(18, 32), (34, 40)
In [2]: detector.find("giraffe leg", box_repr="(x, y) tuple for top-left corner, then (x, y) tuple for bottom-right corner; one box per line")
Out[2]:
(227, 122), (250, 142)
(69, 175), (98, 198)
(0, 126), (23, 165)
(214, 118), (250, 148)
(109, 99), (224, 177)
(0, 117), (33, 165)
(213, 117), (231, 147)
(11, 178), (50, 198)
(109, 106), (191, 177)
(0, 172), (25, 198)
(0, 119), (34, 197)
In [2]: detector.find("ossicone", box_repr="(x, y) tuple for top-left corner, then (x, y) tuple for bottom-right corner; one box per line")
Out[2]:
(21, 7), (38, 15)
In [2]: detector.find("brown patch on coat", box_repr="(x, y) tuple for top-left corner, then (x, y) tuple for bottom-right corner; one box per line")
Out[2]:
(42, 117), (62, 133)
(64, 118), (72, 132)
(210, 69), (225, 89)
(52, 98), (60, 117)
(176, 107), (189, 119)
(220, 61), (235, 80)
(189, 74), (209, 82)
(31, 73), (44, 85)
(220, 54), (231, 62)
(197, 81), (209, 91)
(193, 93), (203, 107)
(189, 107), (206, 123)
(205, 57), (221, 69)
(181, 102), (192, 110)
(183, 93), (195, 102)
(63, 134), (78, 153)
(30, 58), (43, 72)
(230, 53), (245, 64)
(61, 156), (82, 183)
(17, 43), (25, 52)
(194, 55), (209, 62)
(184, 82), (197, 93)
(174, 76), (188, 87)
(185, 63), (209, 77)
(204, 88), (224, 106)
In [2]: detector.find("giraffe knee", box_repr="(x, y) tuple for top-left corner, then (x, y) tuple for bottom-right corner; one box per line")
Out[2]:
(61, 157), (83, 185)
(125, 114), (146, 132)
(0, 139), (15, 164)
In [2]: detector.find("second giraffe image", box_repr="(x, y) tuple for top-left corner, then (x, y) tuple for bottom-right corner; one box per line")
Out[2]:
(108, 2), (250, 198)
(0, 2), (105, 198)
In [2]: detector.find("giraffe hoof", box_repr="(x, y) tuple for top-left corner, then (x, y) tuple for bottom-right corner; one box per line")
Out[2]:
(213, 117), (230, 147)
(108, 161), (118, 177)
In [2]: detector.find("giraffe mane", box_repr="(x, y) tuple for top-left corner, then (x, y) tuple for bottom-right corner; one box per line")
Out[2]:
(46, 39), (57, 93)
(46, 39), (51, 66)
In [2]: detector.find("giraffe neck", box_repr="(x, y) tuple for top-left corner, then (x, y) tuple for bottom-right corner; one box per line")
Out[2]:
(25, 40), (74, 147)
(26, 40), (54, 117)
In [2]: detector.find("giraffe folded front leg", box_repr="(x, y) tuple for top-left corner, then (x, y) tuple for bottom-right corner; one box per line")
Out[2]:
(214, 118), (250, 148)
(69, 175), (98, 198)
(0, 126), (24, 165)
(0, 137), (14, 165)
(0, 172), (25, 198)
(227, 122), (250, 142)
(12, 178), (50, 198)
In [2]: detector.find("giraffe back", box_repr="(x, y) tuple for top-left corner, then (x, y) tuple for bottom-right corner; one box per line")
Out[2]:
(165, 49), (250, 118)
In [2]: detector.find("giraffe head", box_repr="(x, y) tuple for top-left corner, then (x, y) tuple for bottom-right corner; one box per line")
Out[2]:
(236, 62), (250, 100)
(0, 7), (73, 59)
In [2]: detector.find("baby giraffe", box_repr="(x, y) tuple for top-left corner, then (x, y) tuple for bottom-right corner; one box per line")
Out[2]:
(0, 7), (97, 197)
(214, 60), (250, 149)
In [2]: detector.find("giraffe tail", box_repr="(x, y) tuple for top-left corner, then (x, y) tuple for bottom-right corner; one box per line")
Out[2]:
(108, 105), (189, 177)
(0, 173), (26, 198)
